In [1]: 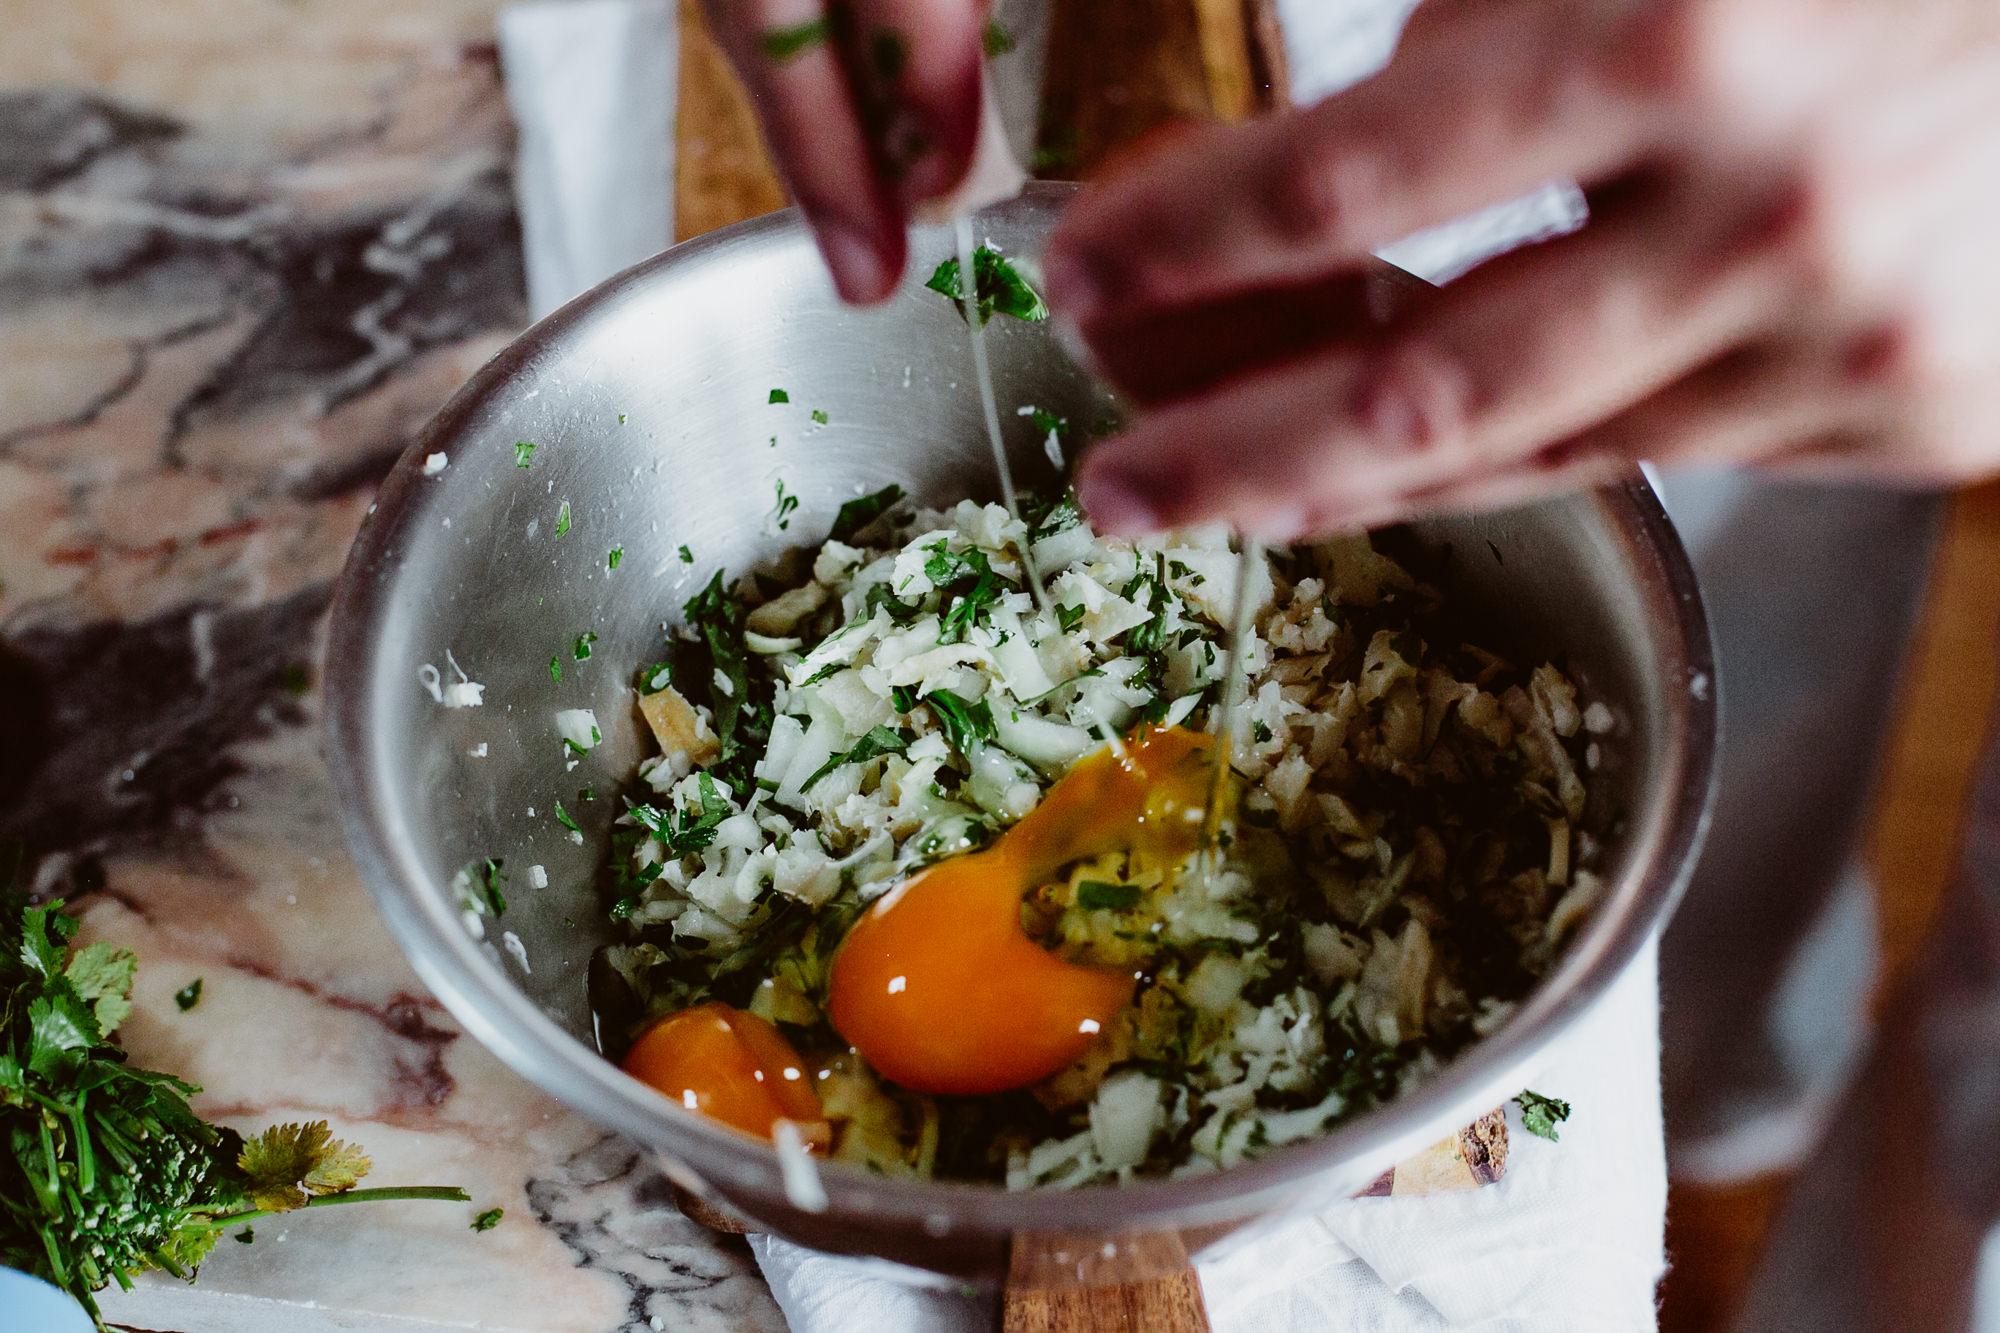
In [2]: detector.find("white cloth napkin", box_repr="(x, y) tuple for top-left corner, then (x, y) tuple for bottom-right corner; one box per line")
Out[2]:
(751, 942), (1667, 1333)
(497, 0), (677, 321)
(496, 2), (1669, 1328)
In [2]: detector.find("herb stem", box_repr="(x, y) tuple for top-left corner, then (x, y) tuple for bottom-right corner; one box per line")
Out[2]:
(190, 1186), (472, 1229)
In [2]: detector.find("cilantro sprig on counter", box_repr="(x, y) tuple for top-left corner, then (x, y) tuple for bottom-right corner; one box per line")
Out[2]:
(0, 877), (466, 1327)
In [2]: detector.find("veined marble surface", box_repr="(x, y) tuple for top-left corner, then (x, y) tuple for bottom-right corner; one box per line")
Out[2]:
(1, 3), (782, 1328)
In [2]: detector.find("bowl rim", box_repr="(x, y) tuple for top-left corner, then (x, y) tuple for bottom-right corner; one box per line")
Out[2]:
(325, 188), (1718, 1235)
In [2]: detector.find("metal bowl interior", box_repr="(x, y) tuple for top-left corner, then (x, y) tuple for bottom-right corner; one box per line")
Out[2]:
(326, 183), (1715, 1278)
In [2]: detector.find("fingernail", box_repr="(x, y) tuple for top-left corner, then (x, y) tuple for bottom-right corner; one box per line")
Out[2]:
(1078, 460), (1168, 535)
(818, 222), (894, 305)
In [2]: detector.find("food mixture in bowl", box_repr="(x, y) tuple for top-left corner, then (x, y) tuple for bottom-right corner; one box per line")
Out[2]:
(592, 486), (1606, 1188)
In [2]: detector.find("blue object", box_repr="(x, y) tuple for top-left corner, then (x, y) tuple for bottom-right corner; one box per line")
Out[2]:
(0, 1267), (95, 1333)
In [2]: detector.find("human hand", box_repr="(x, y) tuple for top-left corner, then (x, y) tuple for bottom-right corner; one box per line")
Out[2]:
(1048, 0), (2000, 539)
(702, 0), (989, 303)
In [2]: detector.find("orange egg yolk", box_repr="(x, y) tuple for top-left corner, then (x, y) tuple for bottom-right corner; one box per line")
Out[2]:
(622, 1002), (830, 1147)
(827, 725), (1218, 1096)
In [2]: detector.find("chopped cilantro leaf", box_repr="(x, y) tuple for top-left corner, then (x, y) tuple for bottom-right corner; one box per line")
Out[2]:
(574, 631), (597, 660)
(924, 690), (995, 756)
(680, 573), (768, 788)
(810, 408), (829, 425)
(759, 18), (828, 61)
(769, 388), (790, 404)
(471, 1207), (504, 1232)
(174, 978), (203, 1011)
(630, 773), (732, 857)
(1121, 552), (1171, 655)
(513, 441), (535, 468)
(801, 725), (915, 791)
(554, 802), (582, 834)
(830, 483), (905, 542)
(608, 546), (623, 570)
(555, 501), (571, 538)
(1055, 603), (1086, 634)
(476, 858), (507, 916)
(771, 479), (800, 531)
(1515, 1090), (1571, 1141)
(1077, 881), (1140, 911)
(924, 542), (1007, 644)
(678, 544), (694, 563)
(1252, 721), (1272, 744)
(924, 245), (1050, 325)
(862, 582), (925, 624)
(549, 655), (561, 683)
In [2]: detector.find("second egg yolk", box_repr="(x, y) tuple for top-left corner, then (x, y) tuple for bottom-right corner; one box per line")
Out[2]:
(622, 1001), (830, 1147)
(827, 725), (1218, 1096)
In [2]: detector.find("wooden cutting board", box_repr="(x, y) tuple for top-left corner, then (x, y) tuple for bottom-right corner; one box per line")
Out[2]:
(664, 4), (1506, 1329)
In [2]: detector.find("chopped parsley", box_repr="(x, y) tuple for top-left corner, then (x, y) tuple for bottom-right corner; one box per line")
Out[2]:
(1515, 1090), (1571, 1142)
(830, 483), (905, 543)
(678, 544), (694, 563)
(608, 547), (624, 570)
(1251, 721), (1272, 744)
(924, 245), (1050, 325)
(924, 542), (1007, 644)
(678, 571), (771, 789)
(802, 725), (916, 791)
(630, 773), (732, 857)
(1077, 881), (1140, 911)
(1055, 603), (1086, 634)
(759, 18), (828, 61)
(923, 690), (995, 756)
(174, 978), (203, 1011)
(555, 501), (571, 538)
(769, 388), (790, 404)
(862, 582), (925, 624)
(574, 631), (597, 661)
(771, 480), (800, 531)
(549, 655), (562, 682)
(513, 441), (536, 468)
(1120, 552), (1171, 655)
(474, 859), (508, 916)
(1029, 407), (1068, 462)
(810, 408), (829, 425)
(471, 1207), (504, 1232)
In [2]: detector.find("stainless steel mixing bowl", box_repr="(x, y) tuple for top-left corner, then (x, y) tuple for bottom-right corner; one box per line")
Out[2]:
(326, 182), (1716, 1282)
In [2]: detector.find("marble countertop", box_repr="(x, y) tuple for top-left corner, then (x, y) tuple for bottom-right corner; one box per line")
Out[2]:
(2, 2), (781, 1327)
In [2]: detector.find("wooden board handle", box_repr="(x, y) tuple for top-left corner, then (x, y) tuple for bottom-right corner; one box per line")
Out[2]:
(1003, 1230), (1211, 1333)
